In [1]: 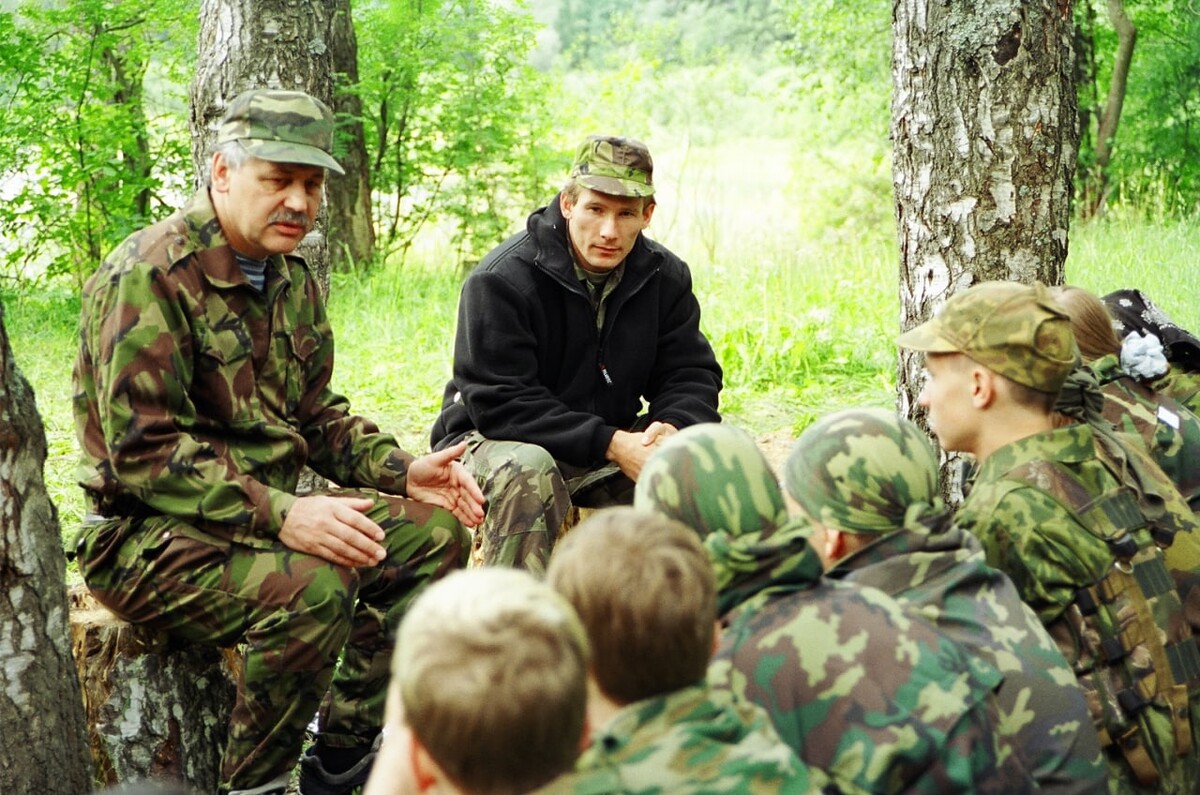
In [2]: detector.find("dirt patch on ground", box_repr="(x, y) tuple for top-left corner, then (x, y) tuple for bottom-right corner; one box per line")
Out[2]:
(755, 428), (797, 474)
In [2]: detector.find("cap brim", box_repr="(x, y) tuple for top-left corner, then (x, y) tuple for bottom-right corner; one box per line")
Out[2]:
(896, 320), (961, 352)
(576, 175), (655, 198)
(240, 139), (345, 175)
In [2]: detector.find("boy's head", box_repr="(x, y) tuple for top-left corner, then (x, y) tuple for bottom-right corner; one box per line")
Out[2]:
(547, 507), (716, 706)
(382, 568), (589, 795)
(898, 280), (1079, 392)
(898, 280), (1079, 454)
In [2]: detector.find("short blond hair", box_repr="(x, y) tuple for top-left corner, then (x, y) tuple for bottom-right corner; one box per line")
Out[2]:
(393, 568), (589, 795)
(547, 507), (715, 705)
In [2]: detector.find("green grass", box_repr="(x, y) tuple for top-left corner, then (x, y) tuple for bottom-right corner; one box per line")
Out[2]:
(5, 203), (1197, 547)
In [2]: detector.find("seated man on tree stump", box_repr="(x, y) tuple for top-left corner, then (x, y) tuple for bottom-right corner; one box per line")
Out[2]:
(72, 87), (484, 795)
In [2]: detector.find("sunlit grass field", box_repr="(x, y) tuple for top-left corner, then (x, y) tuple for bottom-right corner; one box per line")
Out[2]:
(4, 134), (1198, 544)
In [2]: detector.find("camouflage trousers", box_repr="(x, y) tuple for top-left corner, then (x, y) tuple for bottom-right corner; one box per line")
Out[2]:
(459, 432), (635, 574)
(74, 488), (468, 793)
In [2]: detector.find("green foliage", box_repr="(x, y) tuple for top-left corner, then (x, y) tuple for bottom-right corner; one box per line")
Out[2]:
(0, 1), (195, 286)
(1076, 0), (1200, 215)
(354, 0), (561, 269)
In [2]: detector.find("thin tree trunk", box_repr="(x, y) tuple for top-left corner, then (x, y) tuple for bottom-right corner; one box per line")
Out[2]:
(190, 0), (337, 294)
(0, 301), (93, 794)
(1086, 0), (1136, 217)
(328, 0), (376, 272)
(892, 0), (1078, 492)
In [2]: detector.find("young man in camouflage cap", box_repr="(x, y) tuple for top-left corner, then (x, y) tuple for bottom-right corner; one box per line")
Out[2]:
(430, 135), (722, 573)
(899, 279), (1200, 793)
(544, 507), (826, 794)
(784, 407), (1106, 793)
(73, 88), (484, 795)
(635, 423), (1036, 794)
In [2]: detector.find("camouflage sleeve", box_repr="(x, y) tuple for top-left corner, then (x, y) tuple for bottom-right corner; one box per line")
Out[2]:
(291, 274), (414, 493)
(957, 486), (1101, 626)
(87, 260), (298, 535)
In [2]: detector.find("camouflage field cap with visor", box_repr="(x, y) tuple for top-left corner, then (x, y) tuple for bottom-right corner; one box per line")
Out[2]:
(217, 88), (345, 175)
(897, 280), (1080, 393)
(570, 135), (654, 198)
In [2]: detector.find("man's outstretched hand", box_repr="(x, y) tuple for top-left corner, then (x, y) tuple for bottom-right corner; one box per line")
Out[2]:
(407, 440), (486, 528)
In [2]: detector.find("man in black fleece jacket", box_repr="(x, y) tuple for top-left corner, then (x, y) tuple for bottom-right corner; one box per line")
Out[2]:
(431, 135), (722, 572)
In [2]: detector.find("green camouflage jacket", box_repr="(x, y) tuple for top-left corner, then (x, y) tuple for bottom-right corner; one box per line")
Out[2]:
(826, 522), (1105, 793)
(635, 423), (1034, 795)
(957, 423), (1200, 793)
(73, 189), (413, 549)
(534, 683), (826, 794)
(1150, 364), (1200, 416)
(1090, 353), (1200, 514)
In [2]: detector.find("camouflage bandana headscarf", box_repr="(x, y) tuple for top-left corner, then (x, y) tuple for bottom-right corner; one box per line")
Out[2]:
(635, 423), (823, 616)
(784, 408), (950, 536)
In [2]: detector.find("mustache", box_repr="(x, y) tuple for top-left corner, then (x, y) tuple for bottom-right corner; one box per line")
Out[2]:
(268, 210), (312, 230)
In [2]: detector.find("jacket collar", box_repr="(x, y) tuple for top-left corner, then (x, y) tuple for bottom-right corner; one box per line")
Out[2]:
(180, 188), (295, 291)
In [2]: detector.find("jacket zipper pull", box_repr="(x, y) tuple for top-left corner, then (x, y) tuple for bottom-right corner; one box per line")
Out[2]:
(599, 362), (613, 386)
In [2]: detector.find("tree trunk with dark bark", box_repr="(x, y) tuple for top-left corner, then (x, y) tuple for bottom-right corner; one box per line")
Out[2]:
(328, 0), (376, 273)
(892, 0), (1079, 420)
(190, 0), (338, 294)
(0, 302), (93, 794)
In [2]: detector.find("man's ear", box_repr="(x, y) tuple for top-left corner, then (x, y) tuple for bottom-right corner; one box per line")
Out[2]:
(970, 365), (997, 410)
(641, 200), (655, 226)
(824, 529), (846, 564)
(559, 190), (574, 219)
(210, 152), (230, 192)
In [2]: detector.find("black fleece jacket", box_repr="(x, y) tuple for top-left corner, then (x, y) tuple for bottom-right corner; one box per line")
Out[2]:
(431, 195), (723, 467)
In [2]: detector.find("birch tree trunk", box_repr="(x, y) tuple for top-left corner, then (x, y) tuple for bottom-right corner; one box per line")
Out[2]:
(0, 302), (93, 794)
(892, 0), (1079, 423)
(190, 0), (339, 293)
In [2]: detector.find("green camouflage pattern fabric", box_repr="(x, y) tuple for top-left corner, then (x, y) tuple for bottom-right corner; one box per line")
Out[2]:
(1088, 352), (1200, 515)
(72, 188), (469, 791)
(897, 280), (1080, 392)
(634, 423), (1036, 794)
(532, 684), (828, 794)
(956, 422), (1200, 793)
(1150, 364), (1200, 415)
(74, 189), (415, 548)
(458, 432), (634, 573)
(788, 409), (1105, 793)
(77, 489), (466, 791)
(570, 135), (655, 197)
(783, 408), (941, 535)
(217, 88), (344, 174)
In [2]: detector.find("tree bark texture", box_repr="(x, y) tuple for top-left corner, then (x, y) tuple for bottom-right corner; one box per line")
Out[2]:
(892, 0), (1079, 424)
(1085, 0), (1136, 216)
(69, 587), (238, 793)
(327, 0), (376, 272)
(190, 0), (338, 294)
(0, 303), (93, 794)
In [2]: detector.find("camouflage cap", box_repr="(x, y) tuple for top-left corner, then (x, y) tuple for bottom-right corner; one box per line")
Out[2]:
(896, 280), (1080, 393)
(635, 423), (789, 540)
(570, 135), (654, 198)
(216, 88), (345, 175)
(785, 408), (940, 535)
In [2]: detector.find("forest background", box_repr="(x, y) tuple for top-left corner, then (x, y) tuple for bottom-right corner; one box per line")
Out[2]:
(1, 0), (1198, 544)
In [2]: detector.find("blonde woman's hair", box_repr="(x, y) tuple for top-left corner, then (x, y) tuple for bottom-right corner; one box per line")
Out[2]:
(394, 568), (589, 795)
(547, 507), (715, 705)
(1050, 284), (1122, 361)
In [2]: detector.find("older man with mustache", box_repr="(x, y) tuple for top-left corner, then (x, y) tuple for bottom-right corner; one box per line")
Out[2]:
(72, 88), (484, 795)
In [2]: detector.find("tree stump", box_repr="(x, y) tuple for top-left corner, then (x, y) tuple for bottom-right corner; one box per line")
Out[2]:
(69, 586), (239, 792)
